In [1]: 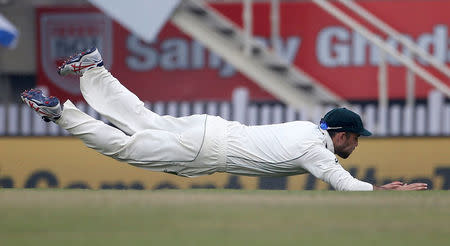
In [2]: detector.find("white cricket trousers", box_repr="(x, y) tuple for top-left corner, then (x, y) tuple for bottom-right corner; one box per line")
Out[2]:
(56, 67), (229, 177)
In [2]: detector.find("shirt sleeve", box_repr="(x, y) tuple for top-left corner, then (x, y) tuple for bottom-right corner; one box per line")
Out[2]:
(299, 146), (373, 191)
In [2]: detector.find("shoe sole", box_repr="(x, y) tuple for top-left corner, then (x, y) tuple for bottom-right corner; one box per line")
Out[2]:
(21, 91), (61, 121)
(57, 48), (102, 76)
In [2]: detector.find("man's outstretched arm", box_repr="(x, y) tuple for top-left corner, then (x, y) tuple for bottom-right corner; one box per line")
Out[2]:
(373, 181), (428, 190)
(300, 147), (373, 191)
(300, 147), (429, 191)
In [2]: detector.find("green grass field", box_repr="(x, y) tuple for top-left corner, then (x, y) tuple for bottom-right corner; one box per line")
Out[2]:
(1, 189), (449, 246)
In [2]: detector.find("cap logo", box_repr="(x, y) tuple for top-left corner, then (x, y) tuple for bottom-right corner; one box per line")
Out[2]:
(320, 122), (328, 130)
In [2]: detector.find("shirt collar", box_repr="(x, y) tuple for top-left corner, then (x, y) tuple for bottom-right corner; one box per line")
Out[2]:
(318, 126), (335, 153)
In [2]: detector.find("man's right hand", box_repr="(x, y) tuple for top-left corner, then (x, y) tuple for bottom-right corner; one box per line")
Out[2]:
(374, 181), (428, 190)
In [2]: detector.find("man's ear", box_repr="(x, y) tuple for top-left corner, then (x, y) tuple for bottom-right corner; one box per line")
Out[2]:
(334, 132), (347, 144)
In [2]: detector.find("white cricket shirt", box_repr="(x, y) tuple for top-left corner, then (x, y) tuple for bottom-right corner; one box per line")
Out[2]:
(223, 120), (373, 191)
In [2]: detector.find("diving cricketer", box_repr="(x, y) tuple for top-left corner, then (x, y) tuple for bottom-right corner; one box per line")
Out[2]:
(21, 48), (427, 191)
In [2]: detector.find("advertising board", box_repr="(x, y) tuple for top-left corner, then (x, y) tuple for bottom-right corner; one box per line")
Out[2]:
(1, 138), (449, 190)
(37, 1), (450, 102)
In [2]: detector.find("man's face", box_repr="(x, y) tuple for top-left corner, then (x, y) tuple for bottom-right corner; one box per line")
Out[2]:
(333, 132), (360, 159)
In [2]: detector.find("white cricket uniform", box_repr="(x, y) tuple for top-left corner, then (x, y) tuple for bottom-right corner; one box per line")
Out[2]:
(56, 67), (373, 191)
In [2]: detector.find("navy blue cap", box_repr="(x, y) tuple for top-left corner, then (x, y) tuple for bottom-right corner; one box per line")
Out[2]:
(320, 108), (372, 136)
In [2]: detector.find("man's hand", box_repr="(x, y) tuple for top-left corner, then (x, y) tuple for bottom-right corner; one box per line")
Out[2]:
(373, 181), (428, 190)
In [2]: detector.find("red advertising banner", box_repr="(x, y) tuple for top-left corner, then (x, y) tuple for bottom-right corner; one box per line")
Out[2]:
(37, 1), (450, 102)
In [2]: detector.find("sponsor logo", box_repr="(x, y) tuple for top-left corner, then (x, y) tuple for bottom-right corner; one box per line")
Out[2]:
(125, 34), (301, 77)
(125, 24), (450, 72)
(317, 24), (450, 67)
(39, 13), (113, 94)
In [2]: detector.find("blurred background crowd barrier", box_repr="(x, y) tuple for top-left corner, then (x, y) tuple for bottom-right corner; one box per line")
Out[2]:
(1, 87), (449, 136)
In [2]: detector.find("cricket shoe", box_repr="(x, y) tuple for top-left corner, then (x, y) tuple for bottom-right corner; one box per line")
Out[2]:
(57, 47), (104, 76)
(21, 89), (62, 122)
